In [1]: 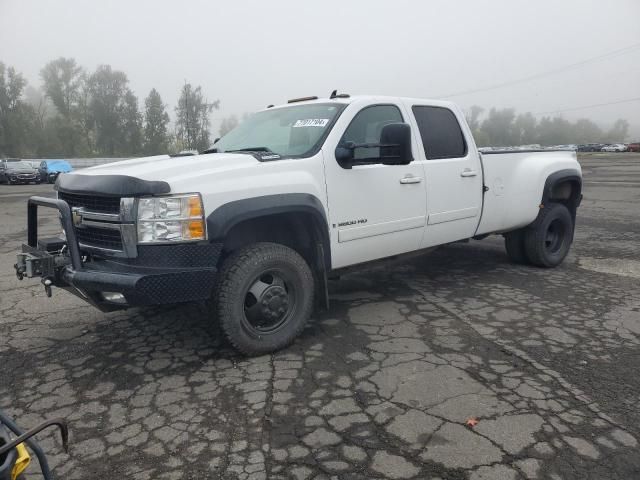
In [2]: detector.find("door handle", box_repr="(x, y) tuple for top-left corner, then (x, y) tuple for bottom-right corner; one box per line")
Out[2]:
(460, 169), (478, 177)
(400, 175), (423, 184)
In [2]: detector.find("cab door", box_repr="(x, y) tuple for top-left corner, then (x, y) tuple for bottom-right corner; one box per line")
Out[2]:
(322, 102), (427, 269)
(405, 103), (483, 247)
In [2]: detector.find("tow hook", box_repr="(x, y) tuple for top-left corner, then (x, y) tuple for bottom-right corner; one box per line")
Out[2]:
(14, 262), (25, 281)
(42, 278), (53, 298)
(15, 253), (55, 296)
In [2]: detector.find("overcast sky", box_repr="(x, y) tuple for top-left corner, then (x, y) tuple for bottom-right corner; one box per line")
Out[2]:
(2, 0), (640, 138)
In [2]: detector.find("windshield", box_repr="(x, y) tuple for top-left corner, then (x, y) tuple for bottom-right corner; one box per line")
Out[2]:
(213, 103), (345, 158)
(6, 161), (33, 170)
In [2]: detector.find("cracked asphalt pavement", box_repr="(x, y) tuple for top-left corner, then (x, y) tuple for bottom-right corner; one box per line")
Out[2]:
(1, 153), (639, 479)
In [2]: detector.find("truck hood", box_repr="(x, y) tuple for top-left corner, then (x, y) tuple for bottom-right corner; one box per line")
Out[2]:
(77, 153), (259, 184)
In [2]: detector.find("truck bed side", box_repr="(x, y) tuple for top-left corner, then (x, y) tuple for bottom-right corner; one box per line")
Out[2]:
(476, 150), (581, 235)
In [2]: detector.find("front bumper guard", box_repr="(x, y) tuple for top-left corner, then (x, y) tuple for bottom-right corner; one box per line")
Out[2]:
(15, 196), (217, 310)
(14, 196), (80, 297)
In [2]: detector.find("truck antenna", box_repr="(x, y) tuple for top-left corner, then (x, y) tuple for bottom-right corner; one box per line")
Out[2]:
(184, 79), (190, 150)
(330, 90), (350, 99)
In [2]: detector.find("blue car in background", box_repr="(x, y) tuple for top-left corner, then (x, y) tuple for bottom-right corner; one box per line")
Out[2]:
(38, 160), (73, 184)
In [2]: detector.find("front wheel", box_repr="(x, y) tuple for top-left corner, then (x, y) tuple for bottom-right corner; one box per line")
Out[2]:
(215, 242), (314, 356)
(523, 203), (573, 268)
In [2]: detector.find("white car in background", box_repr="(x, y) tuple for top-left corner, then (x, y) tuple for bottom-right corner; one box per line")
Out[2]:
(601, 144), (627, 152)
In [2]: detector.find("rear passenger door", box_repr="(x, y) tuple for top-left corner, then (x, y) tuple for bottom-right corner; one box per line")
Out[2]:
(408, 103), (483, 247)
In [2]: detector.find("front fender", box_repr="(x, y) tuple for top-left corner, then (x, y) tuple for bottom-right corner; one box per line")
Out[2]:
(207, 193), (328, 240)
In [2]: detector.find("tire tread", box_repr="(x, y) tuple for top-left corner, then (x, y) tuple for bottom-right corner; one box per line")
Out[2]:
(215, 242), (314, 355)
(523, 202), (573, 268)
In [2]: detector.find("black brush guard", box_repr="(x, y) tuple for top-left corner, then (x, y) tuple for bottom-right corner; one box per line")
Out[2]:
(14, 197), (81, 297)
(14, 196), (219, 310)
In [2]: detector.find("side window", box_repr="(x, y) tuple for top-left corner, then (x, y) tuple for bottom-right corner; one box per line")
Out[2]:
(340, 105), (403, 161)
(412, 106), (467, 159)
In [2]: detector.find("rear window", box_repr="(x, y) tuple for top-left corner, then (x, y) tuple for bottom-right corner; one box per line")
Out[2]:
(412, 106), (467, 159)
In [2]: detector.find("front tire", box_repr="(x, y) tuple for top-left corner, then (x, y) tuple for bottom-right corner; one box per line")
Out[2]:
(523, 203), (573, 267)
(215, 242), (314, 356)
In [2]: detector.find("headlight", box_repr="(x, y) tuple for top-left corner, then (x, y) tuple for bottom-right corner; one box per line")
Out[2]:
(136, 193), (206, 244)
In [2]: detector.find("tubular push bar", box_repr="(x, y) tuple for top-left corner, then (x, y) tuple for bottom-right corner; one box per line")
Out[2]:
(27, 196), (83, 270)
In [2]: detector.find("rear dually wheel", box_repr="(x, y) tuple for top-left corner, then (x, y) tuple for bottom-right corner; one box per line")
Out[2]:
(523, 202), (573, 267)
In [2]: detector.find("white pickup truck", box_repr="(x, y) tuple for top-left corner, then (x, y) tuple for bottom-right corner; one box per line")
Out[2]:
(15, 93), (582, 355)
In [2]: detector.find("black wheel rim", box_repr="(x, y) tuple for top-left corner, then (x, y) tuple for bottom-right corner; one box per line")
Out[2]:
(242, 269), (297, 334)
(544, 218), (566, 254)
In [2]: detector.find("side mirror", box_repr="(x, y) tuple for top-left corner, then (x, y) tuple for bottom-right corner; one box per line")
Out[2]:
(335, 145), (354, 164)
(335, 123), (413, 168)
(379, 122), (412, 165)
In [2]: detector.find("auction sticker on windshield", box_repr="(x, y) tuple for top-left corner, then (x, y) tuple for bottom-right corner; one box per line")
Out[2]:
(293, 119), (329, 128)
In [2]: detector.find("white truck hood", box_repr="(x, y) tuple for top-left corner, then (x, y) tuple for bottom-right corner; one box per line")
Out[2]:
(76, 153), (259, 184)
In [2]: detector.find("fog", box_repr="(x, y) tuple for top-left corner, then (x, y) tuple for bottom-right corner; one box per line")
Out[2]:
(2, 0), (640, 138)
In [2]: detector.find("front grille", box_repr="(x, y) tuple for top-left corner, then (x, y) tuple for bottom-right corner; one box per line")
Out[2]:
(76, 226), (123, 250)
(59, 192), (121, 214)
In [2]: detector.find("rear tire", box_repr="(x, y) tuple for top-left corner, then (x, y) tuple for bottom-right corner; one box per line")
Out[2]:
(504, 229), (528, 264)
(523, 203), (573, 268)
(215, 242), (314, 356)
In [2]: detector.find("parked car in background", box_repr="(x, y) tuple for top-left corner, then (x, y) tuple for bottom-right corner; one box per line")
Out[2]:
(578, 144), (603, 152)
(0, 161), (41, 184)
(601, 144), (627, 152)
(38, 160), (73, 183)
(627, 142), (640, 152)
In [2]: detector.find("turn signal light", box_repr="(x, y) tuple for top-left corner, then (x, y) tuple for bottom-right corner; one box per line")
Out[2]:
(187, 196), (203, 217)
(186, 220), (205, 240)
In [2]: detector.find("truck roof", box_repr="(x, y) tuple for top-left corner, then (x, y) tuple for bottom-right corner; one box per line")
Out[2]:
(269, 94), (459, 111)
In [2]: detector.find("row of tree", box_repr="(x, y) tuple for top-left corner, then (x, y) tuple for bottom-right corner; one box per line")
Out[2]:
(0, 57), (634, 158)
(0, 58), (223, 158)
(466, 106), (630, 148)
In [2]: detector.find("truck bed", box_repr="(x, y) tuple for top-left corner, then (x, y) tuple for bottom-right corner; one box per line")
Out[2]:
(475, 150), (580, 236)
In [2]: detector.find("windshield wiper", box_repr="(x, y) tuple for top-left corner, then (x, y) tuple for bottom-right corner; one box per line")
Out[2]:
(227, 147), (274, 153)
(201, 146), (280, 160)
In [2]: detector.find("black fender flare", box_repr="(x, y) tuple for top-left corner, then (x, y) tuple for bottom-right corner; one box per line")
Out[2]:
(206, 193), (331, 271)
(541, 168), (582, 221)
